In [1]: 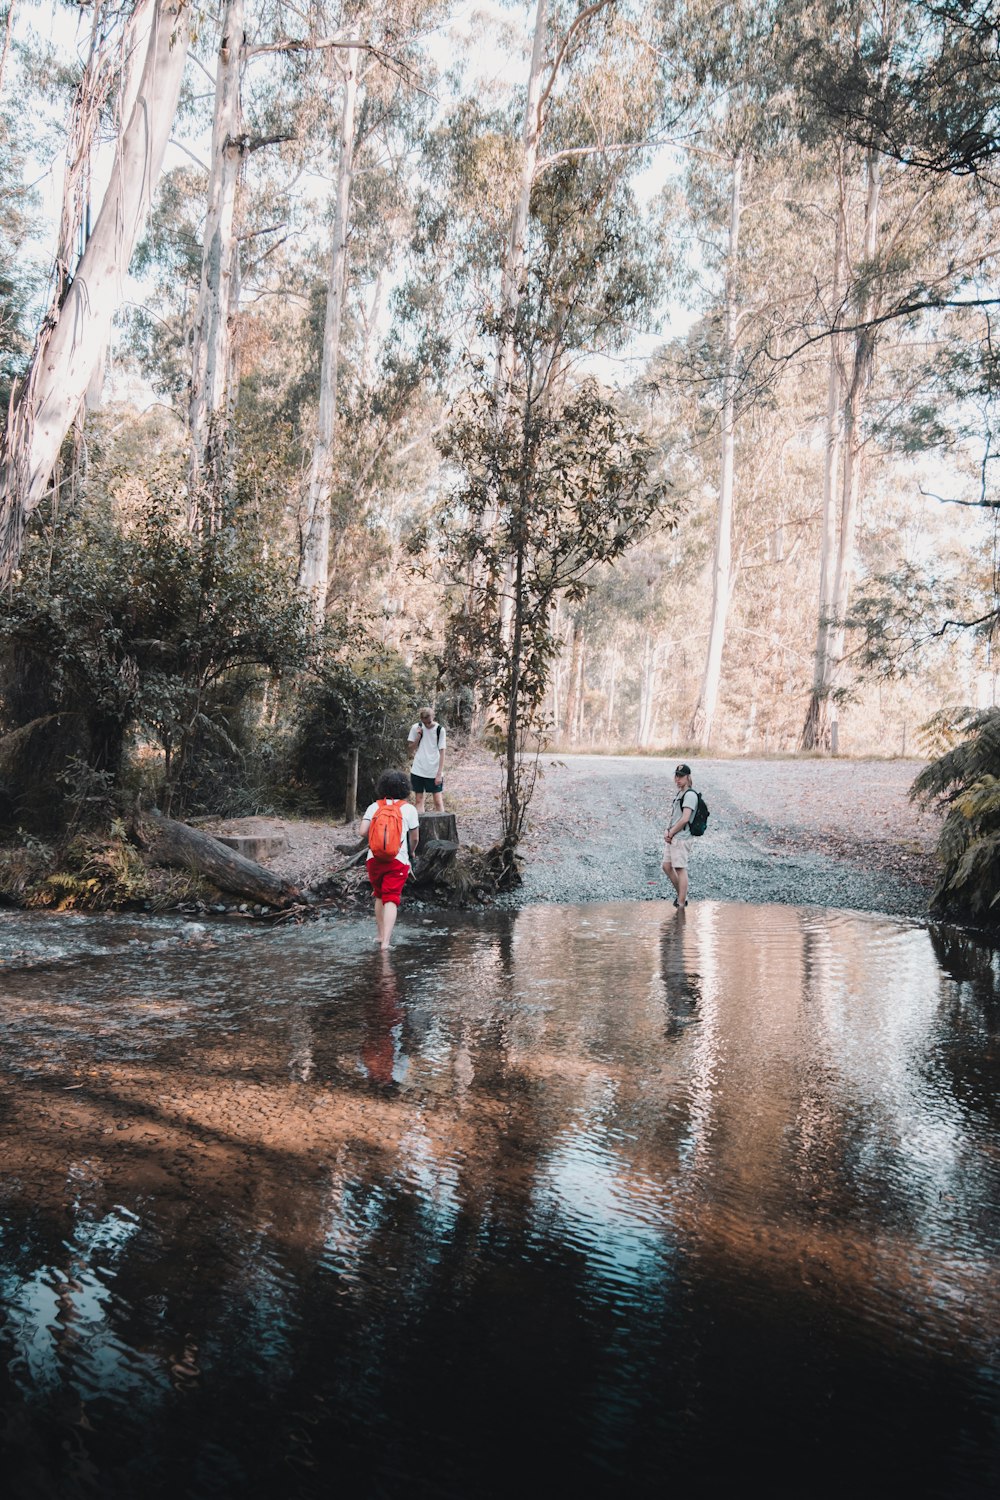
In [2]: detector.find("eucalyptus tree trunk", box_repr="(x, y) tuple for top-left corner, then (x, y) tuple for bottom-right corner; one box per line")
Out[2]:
(637, 631), (659, 747)
(299, 47), (360, 623)
(604, 648), (617, 740)
(501, 532), (528, 869)
(497, 0), (548, 388)
(494, 0), (548, 639)
(573, 641), (586, 741)
(689, 151), (743, 748)
(562, 616), (583, 739)
(803, 147), (882, 752)
(0, 0), (192, 584)
(188, 0), (246, 530)
(801, 162), (847, 751)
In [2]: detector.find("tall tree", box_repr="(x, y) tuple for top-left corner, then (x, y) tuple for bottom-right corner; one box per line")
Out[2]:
(187, 0), (246, 527)
(0, 0), (193, 582)
(668, 0), (787, 748)
(688, 148), (743, 746)
(299, 41), (360, 619)
(801, 138), (882, 749)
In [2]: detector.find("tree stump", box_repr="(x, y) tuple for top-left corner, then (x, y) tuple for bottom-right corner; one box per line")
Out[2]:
(417, 813), (458, 851)
(215, 834), (288, 862)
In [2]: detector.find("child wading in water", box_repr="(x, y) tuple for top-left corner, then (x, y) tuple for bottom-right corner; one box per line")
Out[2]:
(359, 770), (420, 949)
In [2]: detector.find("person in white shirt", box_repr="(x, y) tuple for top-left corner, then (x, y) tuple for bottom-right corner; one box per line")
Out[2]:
(661, 762), (698, 908)
(407, 705), (446, 812)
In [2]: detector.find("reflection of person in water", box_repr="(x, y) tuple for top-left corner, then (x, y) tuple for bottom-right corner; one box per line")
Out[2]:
(361, 951), (407, 1086)
(659, 909), (702, 1037)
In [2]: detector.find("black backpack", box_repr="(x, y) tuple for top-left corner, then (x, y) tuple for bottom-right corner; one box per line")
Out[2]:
(688, 789), (709, 837)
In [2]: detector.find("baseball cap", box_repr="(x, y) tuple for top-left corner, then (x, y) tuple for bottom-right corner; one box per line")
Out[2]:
(674, 763), (691, 776)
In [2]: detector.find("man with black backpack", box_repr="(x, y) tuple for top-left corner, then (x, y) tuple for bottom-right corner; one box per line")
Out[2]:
(662, 763), (703, 909)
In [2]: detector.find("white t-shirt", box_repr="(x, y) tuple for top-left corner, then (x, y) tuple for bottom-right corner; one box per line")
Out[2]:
(408, 721), (446, 779)
(362, 800), (420, 867)
(669, 788), (699, 841)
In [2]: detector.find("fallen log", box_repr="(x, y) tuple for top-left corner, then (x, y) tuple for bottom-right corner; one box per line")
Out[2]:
(138, 812), (301, 908)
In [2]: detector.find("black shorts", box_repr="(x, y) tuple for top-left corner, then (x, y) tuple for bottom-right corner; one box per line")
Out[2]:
(411, 772), (443, 794)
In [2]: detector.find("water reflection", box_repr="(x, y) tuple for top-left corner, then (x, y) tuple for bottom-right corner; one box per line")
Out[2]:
(1, 901), (999, 1497)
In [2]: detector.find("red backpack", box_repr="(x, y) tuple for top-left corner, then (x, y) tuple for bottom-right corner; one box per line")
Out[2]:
(368, 798), (405, 860)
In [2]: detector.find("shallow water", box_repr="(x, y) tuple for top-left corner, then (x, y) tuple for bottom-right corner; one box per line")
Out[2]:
(1, 901), (999, 1498)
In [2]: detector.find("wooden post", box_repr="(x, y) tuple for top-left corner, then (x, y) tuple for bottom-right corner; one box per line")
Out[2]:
(345, 747), (359, 822)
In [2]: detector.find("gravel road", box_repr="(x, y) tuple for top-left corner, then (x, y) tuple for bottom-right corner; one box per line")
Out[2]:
(233, 752), (941, 920)
(503, 754), (941, 918)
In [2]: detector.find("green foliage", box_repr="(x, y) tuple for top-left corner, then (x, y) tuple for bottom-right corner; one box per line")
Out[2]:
(793, 0), (1000, 178)
(847, 562), (963, 678)
(0, 481), (310, 827)
(288, 628), (415, 813)
(9, 823), (208, 911)
(912, 707), (1000, 921)
(433, 358), (675, 868)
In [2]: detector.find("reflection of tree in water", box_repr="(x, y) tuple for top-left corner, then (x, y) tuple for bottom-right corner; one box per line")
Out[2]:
(658, 912), (701, 1036)
(928, 922), (1000, 1134)
(929, 923), (1000, 997)
(5, 911), (1000, 1495)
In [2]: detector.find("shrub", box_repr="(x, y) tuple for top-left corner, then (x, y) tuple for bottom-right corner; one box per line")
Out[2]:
(912, 707), (1000, 921)
(289, 638), (415, 814)
(0, 484), (310, 828)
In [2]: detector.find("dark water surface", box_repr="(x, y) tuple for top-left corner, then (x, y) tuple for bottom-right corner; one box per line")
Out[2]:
(1, 902), (999, 1498)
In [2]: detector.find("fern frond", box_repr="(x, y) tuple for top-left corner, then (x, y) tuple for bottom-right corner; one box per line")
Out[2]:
(915, 705), (977, 761)
(913, 708), (1000, 804)
(955, 776), (1000, 822)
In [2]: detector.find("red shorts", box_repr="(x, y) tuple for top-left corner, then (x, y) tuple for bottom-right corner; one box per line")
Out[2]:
(367, 857), (409, 906)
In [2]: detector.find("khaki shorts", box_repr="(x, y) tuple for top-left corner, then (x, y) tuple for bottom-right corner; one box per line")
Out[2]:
(663, 837), (691, 870)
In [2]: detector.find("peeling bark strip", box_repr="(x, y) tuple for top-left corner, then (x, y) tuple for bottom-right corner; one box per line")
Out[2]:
(0, 0), (192, 584)
(143, 812), (301, 907)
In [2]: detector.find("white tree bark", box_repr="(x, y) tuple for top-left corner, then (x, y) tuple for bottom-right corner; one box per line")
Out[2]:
(801, 158), (847, 751)
(299, 47), (359, 622)
(0, 0), (192, 583)
(637, 631), (660, 747)
(562, 615), (583, 739)
(604, 647), (617, 739)
(689, 151), (743, 748)
(187, 0), (246, 529)
(497, 0), (548, 389)
(820, 147), (882, 753)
